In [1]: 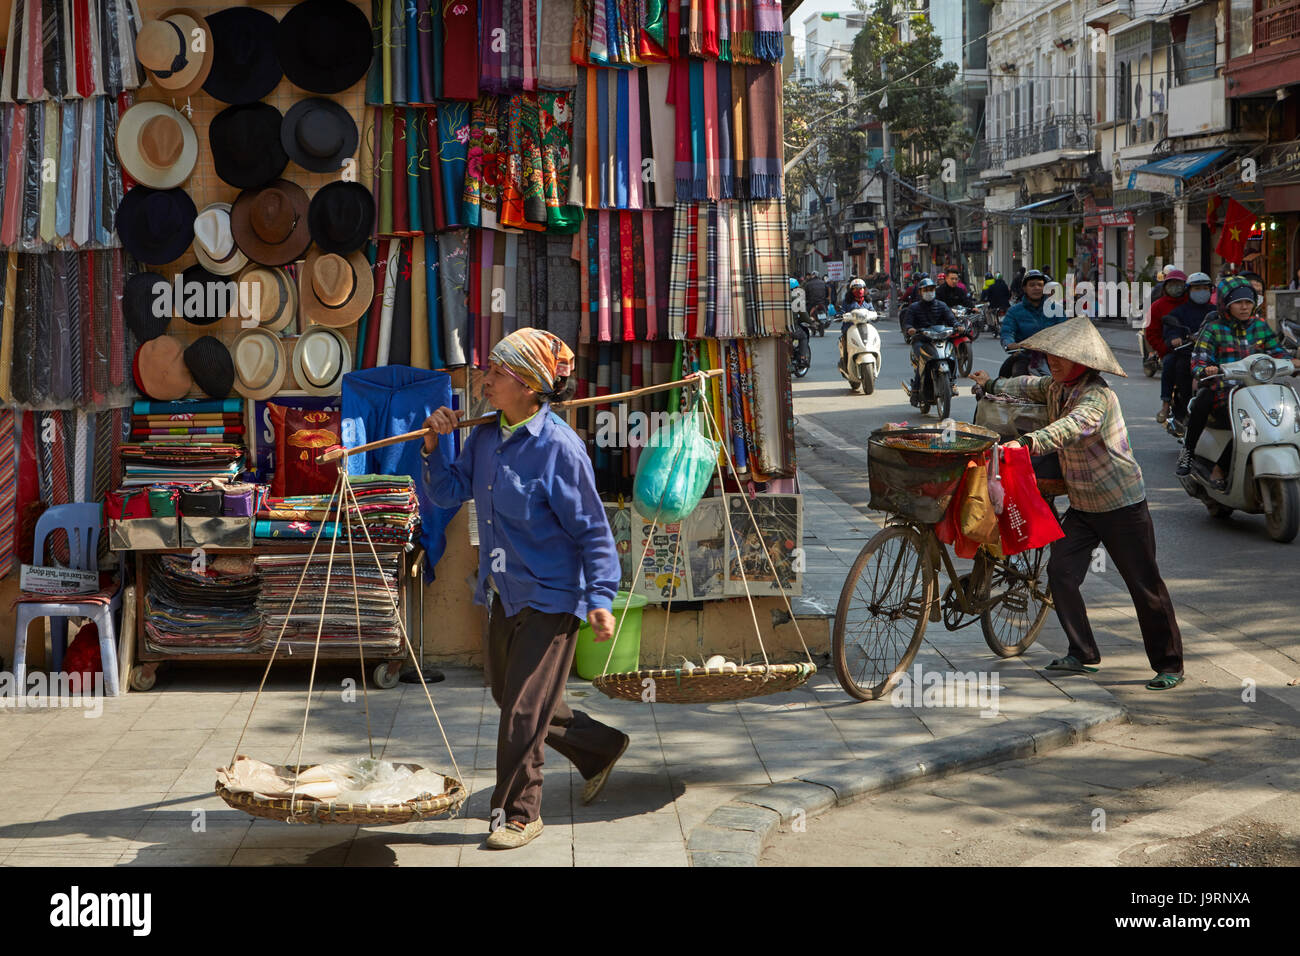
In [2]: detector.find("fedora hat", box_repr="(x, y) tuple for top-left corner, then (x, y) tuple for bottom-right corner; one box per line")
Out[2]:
(298, 248), (372, 329)
(237, 263), (298, 333)
(184, 335), (236, 399)
(230, 180), (312, 266)
(276, 0), (373, 94)
(1015, 317), (1127, 377)
(292, 326), (351, 396)
(210, 103), (290, 190)
(282, 98), (359, 173)
(136, 9), (214, 97)
(115, 102), (197, 189)
(232, 327), (288, 400)
(133, 335), (193, 400)
(115, 186), (197, 265)
(202, 6), (283, 104)
(193, 202), (248, 276)
(176, 264), (240, 326)
(308, 181), (374, 254)
(124, 272), (172, 343)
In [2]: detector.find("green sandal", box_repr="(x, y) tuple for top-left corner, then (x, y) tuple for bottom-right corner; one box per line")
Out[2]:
(1146, 673), (1184, 691)
(1045, 655), (1099, 674)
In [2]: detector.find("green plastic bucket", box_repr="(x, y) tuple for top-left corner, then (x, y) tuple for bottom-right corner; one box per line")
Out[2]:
(574, 591), (649, 679)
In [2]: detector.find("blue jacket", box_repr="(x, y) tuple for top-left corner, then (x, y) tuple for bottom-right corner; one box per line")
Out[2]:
(1000, 295), (1060, 348)
(1163, 301), (1215, 348)
(421, 404), (619, 621)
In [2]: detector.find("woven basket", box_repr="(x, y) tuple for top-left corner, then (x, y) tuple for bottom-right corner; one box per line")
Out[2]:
(592, 662), (817, 704)
(216, 764), (467, 825)
(867, 424), (1000, 524)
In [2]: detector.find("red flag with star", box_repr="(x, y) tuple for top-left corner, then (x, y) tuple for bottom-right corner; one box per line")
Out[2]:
(1214, 199), (1254, 263)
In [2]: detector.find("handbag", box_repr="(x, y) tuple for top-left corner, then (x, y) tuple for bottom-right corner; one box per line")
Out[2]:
(105, 488), (150, 520)
(219, 482), (256, 517)
(180, 487), (224, 517)
(994, 445), (1065, 556)
(958, 453), (1000, 546)
(148, 487), (179, 517)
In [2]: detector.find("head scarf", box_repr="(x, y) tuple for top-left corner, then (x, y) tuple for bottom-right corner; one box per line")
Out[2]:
(1217, 276), (1256, 316)
(489, 327), (575, 396)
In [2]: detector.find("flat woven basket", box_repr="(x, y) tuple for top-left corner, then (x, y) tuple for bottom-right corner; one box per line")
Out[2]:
(216, 765), (467, 825)
(592, 663), (817, 704)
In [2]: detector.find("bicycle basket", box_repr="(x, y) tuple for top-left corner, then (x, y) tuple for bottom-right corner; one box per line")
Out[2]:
(867, 423), (1000, 524)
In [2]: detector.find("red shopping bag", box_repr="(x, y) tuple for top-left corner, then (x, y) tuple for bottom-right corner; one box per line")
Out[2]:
(994, 444), (1064, 556)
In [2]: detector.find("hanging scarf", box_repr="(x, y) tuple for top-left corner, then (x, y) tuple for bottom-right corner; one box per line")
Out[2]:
(746, 64), (782, 199)
(584, 68), (599, 208)
(391, 0), (408, 105)
(378, 107), (395, 234)
(754, 0), (782, 61)
(540, 0), (578, 88)
(579, 217), (592, 339)
(703, 0), (718, 58)
(439, 230), (469, 366)
(569, 73), (586, 207)
(442, 0), (480, 100)
(704, 204), (717, 337)
(716, 201), (731, 337)
(437, 101), (469, 228)
(540, 91), (582, 233)
(688, 59), (706, 201)
(703, 59), (720, 200)
(479, 0), (505, 93)
(627, 71), (642, 209)
(615, 70), (629, 209)
(590, 0), (609, 64)
(731, 63), (747, 198)
(716, 62), (733, 198)
(596, 209), (611, 340)
(631, 211), (646, 339)
(717, 0), (730, 61)
(406, 108), (423, 233)
(463, 97), (490, 229)
(504, 0), (525, 91)
(641, 210), (657, 339)
(522, 0), (536, 91)
(392, 108), (410, 233)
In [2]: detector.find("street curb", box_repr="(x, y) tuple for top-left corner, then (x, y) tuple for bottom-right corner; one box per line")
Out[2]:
(687, 697), (1128, 867)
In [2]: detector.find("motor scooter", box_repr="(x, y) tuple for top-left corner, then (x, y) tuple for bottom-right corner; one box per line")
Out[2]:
(1281, 315), (1300, 356)
(950, 307), (976, 378)
(1178, 354), (1300, 542)
(1139, 332), (1161, 377)
(837, 307), (882, 394)
(902, 324), (958, 419)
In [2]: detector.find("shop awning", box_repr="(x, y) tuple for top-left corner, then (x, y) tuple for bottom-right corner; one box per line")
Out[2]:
(1127, 149), (1228, 195)
(897, 221), (926, 250)
(1014, 193), (1074, 212)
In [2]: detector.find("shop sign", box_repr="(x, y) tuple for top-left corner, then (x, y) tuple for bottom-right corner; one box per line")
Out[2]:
(1126, 225), (1136, 279)
(826, 262), (845, 281)
(981, 220), (988, 251)
(1101, 210), (1134, 227)
(1148, 226), (1170, 240)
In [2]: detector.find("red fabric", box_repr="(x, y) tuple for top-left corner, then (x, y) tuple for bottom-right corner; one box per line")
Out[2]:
(442, 0), (480, 100)
(269, 405), (342, 497)
(994, 445), (1064, 556)
(703, 0), (718, 57)
(1143, 292), (1184, 358)
(1214, 198), (1254, 263)
(63, 621), (103, 694)
(428, 109), (447, 232)
(363, 242), (387, 369)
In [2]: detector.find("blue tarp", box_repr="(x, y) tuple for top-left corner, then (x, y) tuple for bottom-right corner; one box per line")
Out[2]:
(1129, 149), (1227, 182)
(898, 221), (925, 250)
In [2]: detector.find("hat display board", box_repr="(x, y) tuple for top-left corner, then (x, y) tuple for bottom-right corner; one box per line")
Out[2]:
(128, 0), (368, 402)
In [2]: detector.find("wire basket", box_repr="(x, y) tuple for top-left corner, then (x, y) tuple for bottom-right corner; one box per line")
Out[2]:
(592, 663), (817, 704)
(867, 424), (1000, 524)
(216, 765), (467, 825)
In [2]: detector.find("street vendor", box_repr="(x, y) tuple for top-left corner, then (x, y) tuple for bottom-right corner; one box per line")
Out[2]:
(970, 317), (1185, 691)
(420, 327), (629, 850)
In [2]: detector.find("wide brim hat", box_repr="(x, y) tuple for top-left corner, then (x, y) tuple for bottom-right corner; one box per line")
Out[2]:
(230, 180), (312, 266)
(193, 202), (249, 276)
(176, 264), (240, 326)
(276, 0), (373, 94)
(124, 271), (172, 343)
(210, 103), (290, 190)
(134, 335), (193, 400)
(136, 8), (214, 97)
(115, 186), (197, 265)
(307, 181), (374, 254)
(232, 327), (288, 400)
(1015, 317), (1127, 377)
(282, 98), (359, 173)
(298, 247), (373, 329)
(203, 6), (284, 104)
(115, 102), (198, 189)
(237, 263), (298, 333)
(291, 325), (351, 396)
(184, 335), (236, 398)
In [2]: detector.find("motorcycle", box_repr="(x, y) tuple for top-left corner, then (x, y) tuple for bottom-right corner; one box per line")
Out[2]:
(998, 344), (1050, 379)
(809, 303), (832, 337)
(1281, 315), (1300, 356)
(837, 307), (882, 394)
(1177, 354), (1300, 543)
(975, 302), (1003, 335)
(902, 324), (959, 419)
(949, 308), (976, 379)
(789, 287), (812, 378)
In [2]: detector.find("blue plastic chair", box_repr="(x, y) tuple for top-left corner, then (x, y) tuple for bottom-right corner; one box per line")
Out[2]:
(13, 503), (121, 697)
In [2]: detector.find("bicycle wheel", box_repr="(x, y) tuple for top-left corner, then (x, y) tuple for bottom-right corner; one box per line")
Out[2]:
(834, 525), (936, 701)
(980, 545), (1053, 657)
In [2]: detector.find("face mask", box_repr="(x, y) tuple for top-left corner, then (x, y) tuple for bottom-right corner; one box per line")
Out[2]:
(1190, 288), (1211, 305)
(921, 291), (936, 302)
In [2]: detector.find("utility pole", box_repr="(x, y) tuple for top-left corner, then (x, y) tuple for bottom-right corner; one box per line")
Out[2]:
(880, 57), (896, 324)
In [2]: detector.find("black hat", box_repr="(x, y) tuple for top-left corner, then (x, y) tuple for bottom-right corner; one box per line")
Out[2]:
(308, 181), (374, 254)
(202, 7), (284, 105)
(209, 103), (289, 189)
(282, 98), (358, 173)
(124, 272), (172, 343)
(276, 0), (373, 94)
(115, 186), (197, 265)
(177, 264), (240, 326)
(184, 335), (236, 398)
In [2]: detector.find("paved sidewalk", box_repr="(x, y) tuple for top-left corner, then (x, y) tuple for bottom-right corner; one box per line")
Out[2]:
(0, 472), (1123, 867)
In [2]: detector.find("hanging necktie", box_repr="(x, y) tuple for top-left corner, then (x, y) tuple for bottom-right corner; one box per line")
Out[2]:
(0, 409), (15, 579)
(68, 251), (83, 402)
(108, 248), (124, 387)
(43, 0), (65, 100)
(55, 100), (77, 238)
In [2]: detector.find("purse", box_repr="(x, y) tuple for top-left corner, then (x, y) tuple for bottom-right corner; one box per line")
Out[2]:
(220, 482), (256, 517)
(180, 487), (224, 517)
(105, 488), (151, 520)
(148, 487), (179, 517)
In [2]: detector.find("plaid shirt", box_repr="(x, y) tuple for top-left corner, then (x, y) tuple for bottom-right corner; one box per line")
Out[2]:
(990, 373), (1146, 514)
(1191, 315), (1289, 403)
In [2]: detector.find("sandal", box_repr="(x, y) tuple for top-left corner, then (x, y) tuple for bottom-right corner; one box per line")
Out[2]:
(1045, 655), (1099, 674)
(1146, 673), (1184, 691)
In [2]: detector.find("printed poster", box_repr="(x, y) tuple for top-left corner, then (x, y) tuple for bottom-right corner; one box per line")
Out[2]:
(723, 494), (803, 597)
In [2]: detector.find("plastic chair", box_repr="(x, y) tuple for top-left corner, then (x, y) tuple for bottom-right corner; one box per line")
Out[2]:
(13, 503), (121, 697)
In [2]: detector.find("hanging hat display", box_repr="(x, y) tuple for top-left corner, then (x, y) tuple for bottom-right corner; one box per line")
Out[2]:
(1014, 317), (1128, 377)
(237, 263), (298, 333)
(230, 180), (312, 266)
(134, 335), (194, 400)
(176, 264), (240, 326)
(276, 0), (374, 94)
(202, 6), (284, 104)
(136, 9), (215, 97)
(282, 98), (359, 173)
(115, 186), (198, 265)
(184, 335), (237, 398)
(298, 248), (373, 328)
(210, 103), (291, 190)
(193, 202), (249, 276)
(124, 272), (172, 343)
(292, 325), (351, 396)
(307, 181), (374, 254)
(115, 102), (198, 190)
(232, 327), (288, 400)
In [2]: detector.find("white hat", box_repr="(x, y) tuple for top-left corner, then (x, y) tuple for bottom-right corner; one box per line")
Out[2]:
(115, 102), (198, 190)
(193, 202), (249, 276)
(291, 326), (351, 396)
(232, 327), (287, 400)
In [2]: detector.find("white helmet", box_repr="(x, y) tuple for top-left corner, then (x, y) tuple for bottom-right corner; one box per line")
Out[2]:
(849, 278), (866, 290)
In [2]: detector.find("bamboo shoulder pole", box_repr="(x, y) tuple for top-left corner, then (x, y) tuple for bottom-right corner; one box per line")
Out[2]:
(320, 368), (724, 463)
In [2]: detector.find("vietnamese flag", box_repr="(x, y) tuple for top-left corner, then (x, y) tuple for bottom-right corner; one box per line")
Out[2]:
(1206, 194), (1223, 232)
(1215, 199), (1255, 263)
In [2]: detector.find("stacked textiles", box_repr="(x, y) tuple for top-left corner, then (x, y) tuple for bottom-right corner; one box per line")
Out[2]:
(255, 552), (404, 653)
(119, 398), (246, 486)
(142, 554), (262, 654)
(254, 475), (419, 547)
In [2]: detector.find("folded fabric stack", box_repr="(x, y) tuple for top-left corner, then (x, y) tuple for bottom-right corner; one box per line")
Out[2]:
(142, 554), (262, 654)
(255, 551), (404, 653)
(254, 475), (420, 547)
(119, 398), (246, 485)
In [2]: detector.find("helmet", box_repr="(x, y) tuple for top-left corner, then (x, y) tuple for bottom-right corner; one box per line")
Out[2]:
(985, 272), (993, 279)
(918, 277), (937, 289)
(789, 277), (800, 290)
(1162, 268), (1187, 284)
(850, 278), (866, 290)
(1022, 269), (1047, 284)
(1187, 272), (1212, 286)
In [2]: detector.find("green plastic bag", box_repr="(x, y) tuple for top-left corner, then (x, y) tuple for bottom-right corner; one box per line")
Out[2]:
(632, 405), (720, 523)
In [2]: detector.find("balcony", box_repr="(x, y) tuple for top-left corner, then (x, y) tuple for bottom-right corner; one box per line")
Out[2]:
(1228, 0), (1300, 97)
(1004, 114), (1094, 164)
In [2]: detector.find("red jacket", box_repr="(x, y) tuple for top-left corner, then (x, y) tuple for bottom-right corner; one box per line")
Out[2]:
(1144, 293), (1186, 358)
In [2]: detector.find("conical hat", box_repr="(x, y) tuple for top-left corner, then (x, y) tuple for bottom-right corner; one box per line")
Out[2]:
(1015, 318), (1127, 377)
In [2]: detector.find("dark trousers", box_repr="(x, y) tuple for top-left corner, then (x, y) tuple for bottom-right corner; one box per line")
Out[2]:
(1183, 387), (1224, 462)
(486, 594), (626, 825)
(1047, 499), (1184, 675)
(1170, 351), (1194, 420)
(1160, 351), (1177, 402)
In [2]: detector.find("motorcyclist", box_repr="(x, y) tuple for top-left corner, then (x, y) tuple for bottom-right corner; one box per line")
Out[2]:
(1146, 267), (1188, 425)
(903, 277), (957, 395)
(937, 267), (972, 310)
(999, 269), (1061, 375)
(804, 271), (828, 315)
(841, 276), (869, 313)
(899, 271), (923, 309)
(1161, 272), (1214, 432)
(982, 272), (1011, 312)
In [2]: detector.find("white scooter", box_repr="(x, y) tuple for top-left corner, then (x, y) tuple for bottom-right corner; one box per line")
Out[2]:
(1178, 354), (1300, 542)
(837, 307), (882, 394)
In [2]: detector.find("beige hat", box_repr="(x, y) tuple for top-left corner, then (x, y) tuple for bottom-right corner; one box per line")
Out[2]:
(237, 264), (297, 333)
(193, 203), (248, 276)
(1015, 317), (1128, 377)
(291, 326), (351, 396)
(136, 9), (214, 97)
(232, 327), (288, 400)
(133, 335), (194, 400)
(115, 102), (198, 189)
(298, 248), (372, 329)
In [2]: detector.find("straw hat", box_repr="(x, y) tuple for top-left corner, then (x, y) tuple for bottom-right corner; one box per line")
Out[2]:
(136, 9), (214, 97)
(292, 326), (351, 396)
(298, 248), (372, 328)
(133, 335), (193, 400)
(193, 202), (248, 276)
(237, 263), (298, 333)
(1014, 317), (1127, 377)
(232, 327), (288, 400)
(115, 102), (197, 189)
